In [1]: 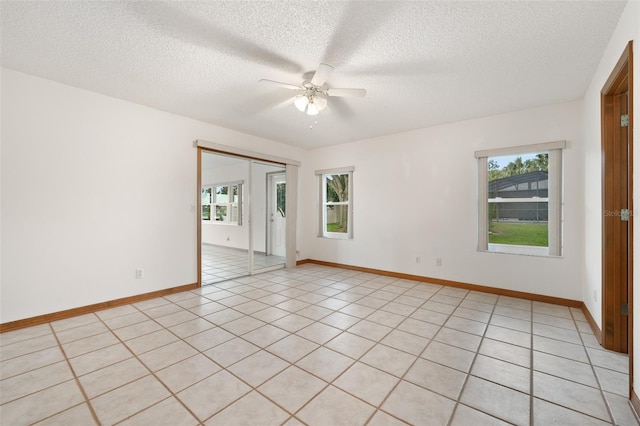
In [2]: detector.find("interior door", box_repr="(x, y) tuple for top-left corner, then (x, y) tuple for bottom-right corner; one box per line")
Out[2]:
(268, 172), (287, 257)
(251, 162), (286, 273)
(602, 91), (629, 353)
(601, 42), (632, 355)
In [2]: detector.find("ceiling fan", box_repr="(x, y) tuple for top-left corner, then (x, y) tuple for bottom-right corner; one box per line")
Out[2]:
(260, 63), (366, 116)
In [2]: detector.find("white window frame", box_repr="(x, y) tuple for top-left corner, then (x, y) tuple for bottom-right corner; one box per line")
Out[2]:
(201, 181), (243, 225)
(475, 141), (565, 257)
(316, 167), (354, 240)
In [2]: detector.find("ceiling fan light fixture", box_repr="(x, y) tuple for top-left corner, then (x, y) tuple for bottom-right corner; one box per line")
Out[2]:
(306, 102), (319, 116)
(294, 95), (308, 112)
(262, 63), (366, 117)
(314, 95), (328, 111)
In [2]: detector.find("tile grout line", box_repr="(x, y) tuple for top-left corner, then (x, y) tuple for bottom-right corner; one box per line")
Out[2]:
(530, 299), (535, 426)
(46, 321), (101, 426)
(139, 291), (327, 424)
(293, 276), (424, 422)
(446, 292), (502, 426)
(73, 302), (223, 423)
(94, 304), (208, 425)
(417, 291), (468, 422)
(343, 283), (434, 425)
(362, 287), (479, 423)
(569, 307), (617, 424)
(134, 293), (297, 424)
(530, 305), (621, 424)
(296, 284), (517, 424)
(227, 275), (414, 424)
(159, 274), (403, 423)
(285, 278), (426, 425)
(358, 283), (449, 425)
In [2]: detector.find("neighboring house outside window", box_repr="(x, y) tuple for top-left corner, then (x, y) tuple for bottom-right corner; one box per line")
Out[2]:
(316, 167), (354, 239)
(201, 182), (242, 225)
(476, 141), (565, 257)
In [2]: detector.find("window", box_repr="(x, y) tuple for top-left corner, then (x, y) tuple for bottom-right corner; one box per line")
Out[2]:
(316, 167), (354, 239)
(201, 181), (242, 225)
(476, 141), (564, 256)
(276, 181), (286, 217)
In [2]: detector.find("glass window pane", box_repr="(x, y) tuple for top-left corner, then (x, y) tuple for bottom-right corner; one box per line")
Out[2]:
(230, 204), (238, 222)
(326, 205), (348, 233)
(215, 205), (227, 221)
(202, 205), (211, 221)
(231, 185), (239, 203)
(277, 182), (286, 217)
(216, 186), (229, 203)
(201, 187), (212, 204)
(488, 151), (549, 248)
(325, 174), (348, 203)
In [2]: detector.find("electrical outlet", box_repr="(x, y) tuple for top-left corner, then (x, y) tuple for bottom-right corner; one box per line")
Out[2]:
(415, 256), (421, 264)
(136, 268), (144, 279)
(436, 258), (442, 267)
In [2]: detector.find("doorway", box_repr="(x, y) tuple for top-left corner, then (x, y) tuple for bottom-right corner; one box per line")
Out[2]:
(250, 162), (286, 273)
(198, 150), (286, 285)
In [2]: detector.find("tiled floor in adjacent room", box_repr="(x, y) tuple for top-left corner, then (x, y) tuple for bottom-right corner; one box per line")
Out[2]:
(201, 244), (285, 284)
(1, 264), (638, 425)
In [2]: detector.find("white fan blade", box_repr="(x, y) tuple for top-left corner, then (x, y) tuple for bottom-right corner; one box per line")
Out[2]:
(311, 63), (335, 86)
(259, 79), (303, 90)
(273, 96), (297, 109)
(326, 88), (367, 97)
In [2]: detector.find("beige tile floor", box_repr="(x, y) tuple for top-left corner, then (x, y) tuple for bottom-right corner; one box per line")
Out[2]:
(1, 264), (638, 425)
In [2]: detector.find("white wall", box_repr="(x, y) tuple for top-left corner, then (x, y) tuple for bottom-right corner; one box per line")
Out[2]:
(302, 101), (584, 300)
(0, 68), (304, 323)
(579, 0), (639, 394)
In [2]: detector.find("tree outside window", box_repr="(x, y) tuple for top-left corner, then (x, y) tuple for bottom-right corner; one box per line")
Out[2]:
(488, 153), (549, 248)
(317, 168), (353, 239)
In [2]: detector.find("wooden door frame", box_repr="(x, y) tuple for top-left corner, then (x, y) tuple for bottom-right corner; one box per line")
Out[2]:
(601, 41), (633, 397)
(197, 148), (202, 287)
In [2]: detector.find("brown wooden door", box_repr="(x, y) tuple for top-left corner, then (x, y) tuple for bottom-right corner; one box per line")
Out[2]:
(601, 41), (633, 356)
(602, 91), (630, 353)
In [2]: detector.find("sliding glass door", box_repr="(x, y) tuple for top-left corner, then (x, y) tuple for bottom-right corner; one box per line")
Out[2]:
(200, 151), (286, 285)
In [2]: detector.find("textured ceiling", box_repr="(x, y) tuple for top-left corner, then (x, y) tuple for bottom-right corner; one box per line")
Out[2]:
(0, 1), (627, 148)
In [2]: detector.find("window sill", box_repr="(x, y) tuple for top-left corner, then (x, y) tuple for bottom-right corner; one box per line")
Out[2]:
(202, 221), (240, 226)
(480, 243), (562, 258)
(317, 234), (352, 240)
